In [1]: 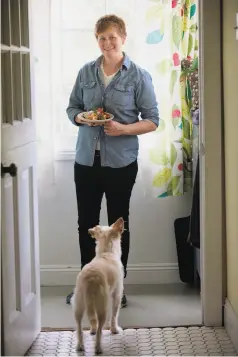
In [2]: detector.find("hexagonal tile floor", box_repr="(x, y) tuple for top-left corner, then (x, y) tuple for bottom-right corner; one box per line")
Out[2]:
(26, 327), (237, 356)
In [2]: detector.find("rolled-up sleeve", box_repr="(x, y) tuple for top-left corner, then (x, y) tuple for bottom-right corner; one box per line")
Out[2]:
(66, 70), (84, 126)
(135, 71), (159, 127)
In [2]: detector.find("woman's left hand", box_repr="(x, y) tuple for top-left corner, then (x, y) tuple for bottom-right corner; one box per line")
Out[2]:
(104, 120), (125, 136)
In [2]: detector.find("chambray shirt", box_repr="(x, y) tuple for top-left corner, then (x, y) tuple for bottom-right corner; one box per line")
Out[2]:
(66, 54), (159, 168)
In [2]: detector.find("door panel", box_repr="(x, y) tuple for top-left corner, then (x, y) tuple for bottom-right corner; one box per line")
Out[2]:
(1, 0), (41, 355)
(1, 143), (41, 356)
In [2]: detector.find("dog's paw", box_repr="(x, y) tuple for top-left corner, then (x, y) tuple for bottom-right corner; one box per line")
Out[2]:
(95, 345), (102, 355)
(110, 325), (122, 334)
(90, 327), (96, 335)
(76, 342), (84, 352)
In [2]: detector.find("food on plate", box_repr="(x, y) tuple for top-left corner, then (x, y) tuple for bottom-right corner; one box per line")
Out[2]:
(83, 108), (111, 121)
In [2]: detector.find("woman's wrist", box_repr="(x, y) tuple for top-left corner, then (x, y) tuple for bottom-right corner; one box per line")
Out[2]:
(121, 120), (157, 136)
(121, 123), (130, 135)
(75, 114), (83, 124)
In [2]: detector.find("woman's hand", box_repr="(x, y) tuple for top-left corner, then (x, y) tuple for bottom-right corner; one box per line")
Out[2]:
(104, 120), (125, 136)
(75, 114), (86, 125)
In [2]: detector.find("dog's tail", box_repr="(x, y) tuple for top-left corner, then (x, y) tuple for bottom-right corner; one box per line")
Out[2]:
(84, 271), (108, 326)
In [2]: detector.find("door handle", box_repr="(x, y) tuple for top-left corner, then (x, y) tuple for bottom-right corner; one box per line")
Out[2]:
(1, 163), (18, 178)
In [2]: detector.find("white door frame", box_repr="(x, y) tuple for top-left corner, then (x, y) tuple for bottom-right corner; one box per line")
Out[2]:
(0, 57), (3, 355)
(200, 0), (224, 326)
(0, 2), (224, 349)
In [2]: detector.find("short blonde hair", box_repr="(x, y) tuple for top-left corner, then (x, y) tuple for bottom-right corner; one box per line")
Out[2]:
(95, 14), (127, 38)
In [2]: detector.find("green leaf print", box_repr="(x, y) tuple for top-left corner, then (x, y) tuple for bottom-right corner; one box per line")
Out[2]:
(153, 168), (172, 187)
(172, 15), (182, 49)
(149, 148), (169, 165)
(190, 23), (198, 33)
(172, 104), (179, 111)
(185, 80), (192, 105)
(172, 117), (180, 129)
(174, 138), (183, 144)
(170, 143), (177, 167)
(190, 4), (196, 18)
(180, 69), (189, 80)
(184, 0), (190, 16)
(167, 176), (181, 195)
(194, 39), (199, 51)
(188, 33), (193, 55)
(146, 4), (163, 23)
(170, 70), (178, 95)
(156, 59), (172, 75)
(191, 56), (198, 70)
(182, 117), (190, 139)
(183, 140), (192, 159)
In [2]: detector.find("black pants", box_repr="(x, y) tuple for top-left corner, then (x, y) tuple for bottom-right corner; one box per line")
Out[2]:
(74, 152), (138, 277)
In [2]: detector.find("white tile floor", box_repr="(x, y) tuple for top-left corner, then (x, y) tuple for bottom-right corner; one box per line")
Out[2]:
(27, 327), (237, 356)
(36, 284), (237, 356)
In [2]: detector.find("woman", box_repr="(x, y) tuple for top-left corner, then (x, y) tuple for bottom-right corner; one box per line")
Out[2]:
(66, 14), (159, 307)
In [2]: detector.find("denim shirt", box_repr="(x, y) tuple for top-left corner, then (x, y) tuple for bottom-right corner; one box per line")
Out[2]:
(66, 54), (159, 168)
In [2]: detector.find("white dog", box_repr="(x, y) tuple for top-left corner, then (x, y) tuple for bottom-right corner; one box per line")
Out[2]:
(72, 217), (124, 354)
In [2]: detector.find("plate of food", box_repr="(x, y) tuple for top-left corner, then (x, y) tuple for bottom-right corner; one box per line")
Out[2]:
(79, 108), (114, 123)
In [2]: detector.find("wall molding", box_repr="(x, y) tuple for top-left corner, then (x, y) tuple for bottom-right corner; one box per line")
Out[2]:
(224, 299), (238, 353)
(54, 150), (75, 161)
(40, 263), (180, 286)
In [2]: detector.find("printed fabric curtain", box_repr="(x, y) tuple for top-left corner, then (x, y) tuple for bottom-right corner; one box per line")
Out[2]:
(144, 0), (198, 197)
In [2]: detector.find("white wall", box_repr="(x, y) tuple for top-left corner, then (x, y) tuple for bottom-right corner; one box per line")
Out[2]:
(32, 0), (192, 286)
(38, 159), (192, 284)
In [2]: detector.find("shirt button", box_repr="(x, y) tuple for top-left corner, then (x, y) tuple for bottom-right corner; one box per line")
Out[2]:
(94, 137), (97, 140)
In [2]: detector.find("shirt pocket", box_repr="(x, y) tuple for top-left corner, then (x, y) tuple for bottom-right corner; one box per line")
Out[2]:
(111, 84), (134, 109)
(82, 81), (97, 104)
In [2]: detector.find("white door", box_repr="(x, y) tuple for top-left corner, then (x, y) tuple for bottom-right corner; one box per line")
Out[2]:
(1, 0), (41, 355)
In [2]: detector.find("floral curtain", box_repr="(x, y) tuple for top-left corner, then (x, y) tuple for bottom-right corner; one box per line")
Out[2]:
(144, 0), (198, 197)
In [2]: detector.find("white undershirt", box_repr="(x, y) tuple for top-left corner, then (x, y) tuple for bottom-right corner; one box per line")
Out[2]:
(96, 62), (118, 150)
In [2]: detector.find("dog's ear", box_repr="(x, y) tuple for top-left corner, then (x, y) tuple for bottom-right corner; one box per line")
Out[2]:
(112, 217), (124, 235)
(88, 228), (96, 238)
(88, 226), (100, 239)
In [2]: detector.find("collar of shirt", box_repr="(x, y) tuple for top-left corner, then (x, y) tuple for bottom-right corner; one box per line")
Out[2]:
(94, 52), (130, 71)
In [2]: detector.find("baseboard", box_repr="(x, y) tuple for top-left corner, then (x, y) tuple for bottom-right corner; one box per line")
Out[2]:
(40, 263), (180, 286)
(54, 150), (75, 161)
(224, 299), (238, 353)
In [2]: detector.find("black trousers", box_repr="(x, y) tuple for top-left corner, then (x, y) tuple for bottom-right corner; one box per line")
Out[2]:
(74, 152), (138, 277)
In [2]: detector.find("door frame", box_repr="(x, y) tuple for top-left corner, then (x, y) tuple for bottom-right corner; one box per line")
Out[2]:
(0, 1), (225, 348)
(200, 0), (225, 326)
(0, 42), (2, 357)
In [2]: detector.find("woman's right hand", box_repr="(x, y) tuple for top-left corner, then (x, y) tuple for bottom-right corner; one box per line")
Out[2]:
(75, 114), (85, 125)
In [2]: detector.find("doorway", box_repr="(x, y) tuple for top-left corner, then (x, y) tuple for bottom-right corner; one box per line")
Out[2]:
(32, 0), (201, 329)
(1, 0), (224, 355)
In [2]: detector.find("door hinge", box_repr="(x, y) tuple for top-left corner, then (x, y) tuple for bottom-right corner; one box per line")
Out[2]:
(200, 142), (205, 156)
(235, 13), (238, 40)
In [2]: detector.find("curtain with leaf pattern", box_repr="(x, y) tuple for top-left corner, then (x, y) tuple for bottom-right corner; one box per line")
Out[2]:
(144, 0), (198, 197)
